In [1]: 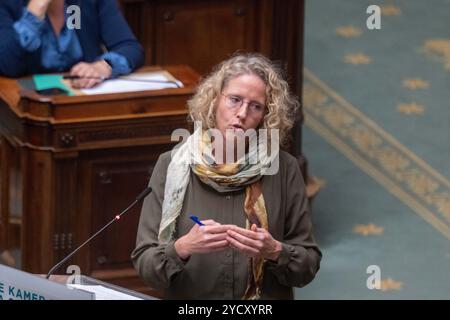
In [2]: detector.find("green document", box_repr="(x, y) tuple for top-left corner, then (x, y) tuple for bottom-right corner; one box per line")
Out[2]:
(33, 74), (74, 96)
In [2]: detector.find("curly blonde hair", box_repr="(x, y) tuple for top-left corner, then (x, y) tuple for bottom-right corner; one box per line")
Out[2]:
(187, 53), (300, 147)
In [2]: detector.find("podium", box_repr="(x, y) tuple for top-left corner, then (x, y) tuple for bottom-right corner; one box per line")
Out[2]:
(0, 265), (155, 300)
(0, 65), (199, 296)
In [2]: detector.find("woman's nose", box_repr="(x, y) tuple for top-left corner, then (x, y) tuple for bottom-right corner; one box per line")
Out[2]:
(236, 103), (249, 119)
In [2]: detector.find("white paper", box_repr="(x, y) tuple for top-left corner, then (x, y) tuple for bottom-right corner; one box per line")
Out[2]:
(80, 71), (183, 95)
(68, 284), (143, 300)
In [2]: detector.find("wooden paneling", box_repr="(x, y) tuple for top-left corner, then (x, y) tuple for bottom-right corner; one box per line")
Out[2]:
(119, 0), (304, 89)
(0, 65), (199, 294)
(88, 145), (166, 271)
(153, 0), (257, 75)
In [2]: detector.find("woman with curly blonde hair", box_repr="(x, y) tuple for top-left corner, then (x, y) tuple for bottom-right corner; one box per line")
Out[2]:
(188, 53), (299, 149)
(133, 53), (321, 300)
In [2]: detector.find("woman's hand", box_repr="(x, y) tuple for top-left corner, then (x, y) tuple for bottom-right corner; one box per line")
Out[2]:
(226, 224), (282, 261)
(27, 0), (53, 19)
(69, 60), (112, 89)
(174, 220), (231, 260)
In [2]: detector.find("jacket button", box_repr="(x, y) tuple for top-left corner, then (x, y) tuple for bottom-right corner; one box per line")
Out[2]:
(226, 195), (231, 200)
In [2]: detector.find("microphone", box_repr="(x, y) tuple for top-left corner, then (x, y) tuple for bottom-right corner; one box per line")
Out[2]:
(62, 75), (181, 88)
(46, 186), (152, 279)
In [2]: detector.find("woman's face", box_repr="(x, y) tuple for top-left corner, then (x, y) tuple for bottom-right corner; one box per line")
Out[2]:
(215, 74), (267, 142)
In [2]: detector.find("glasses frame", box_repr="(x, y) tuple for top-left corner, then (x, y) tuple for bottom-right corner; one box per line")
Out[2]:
(220, 93), (266, 114)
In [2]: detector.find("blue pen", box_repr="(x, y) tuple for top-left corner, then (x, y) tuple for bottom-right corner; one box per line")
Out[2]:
(189, 214), (205, 226)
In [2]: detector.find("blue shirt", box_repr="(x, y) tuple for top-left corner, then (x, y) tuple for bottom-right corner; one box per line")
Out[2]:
(13, 7), (131, 77)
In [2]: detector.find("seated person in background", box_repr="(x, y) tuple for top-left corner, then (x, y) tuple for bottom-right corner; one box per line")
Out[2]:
(132, 53), (322, 299)
(0, 0), (144, 88)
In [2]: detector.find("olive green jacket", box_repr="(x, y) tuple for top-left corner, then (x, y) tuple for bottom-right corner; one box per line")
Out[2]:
(131, 150), (321, 299)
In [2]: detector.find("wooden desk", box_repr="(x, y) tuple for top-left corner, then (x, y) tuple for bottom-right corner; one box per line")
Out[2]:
(0, 65), (199, 296)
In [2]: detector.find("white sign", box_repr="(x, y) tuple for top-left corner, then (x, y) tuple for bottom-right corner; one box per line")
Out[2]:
(0, 265), (93, 300)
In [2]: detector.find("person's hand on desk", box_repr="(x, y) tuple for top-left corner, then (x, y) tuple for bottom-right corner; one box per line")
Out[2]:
(69, 60), (112, 89)
(174, 219), (231, 261)
(226, 224), (282, 261)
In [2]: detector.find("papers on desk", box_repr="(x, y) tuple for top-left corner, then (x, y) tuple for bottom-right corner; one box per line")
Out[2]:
(79, 70), (183, 95)
(68, 284), (143, 300)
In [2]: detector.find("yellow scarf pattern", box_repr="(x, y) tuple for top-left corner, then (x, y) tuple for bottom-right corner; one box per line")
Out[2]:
(192, 157), (268, 300)
(160, 129), (276, 299)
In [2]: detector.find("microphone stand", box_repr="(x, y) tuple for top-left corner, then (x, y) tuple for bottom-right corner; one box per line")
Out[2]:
(46, 186), (152, 279)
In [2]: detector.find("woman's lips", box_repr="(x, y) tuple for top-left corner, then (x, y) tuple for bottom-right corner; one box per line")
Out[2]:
(229, 124), (244, 130)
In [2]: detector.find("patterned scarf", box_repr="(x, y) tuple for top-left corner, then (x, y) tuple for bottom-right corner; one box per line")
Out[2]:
(158, 129), (277, 299)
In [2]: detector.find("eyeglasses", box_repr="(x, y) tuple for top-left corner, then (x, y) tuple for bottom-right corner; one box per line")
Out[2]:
(221, 94), (265, 114)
